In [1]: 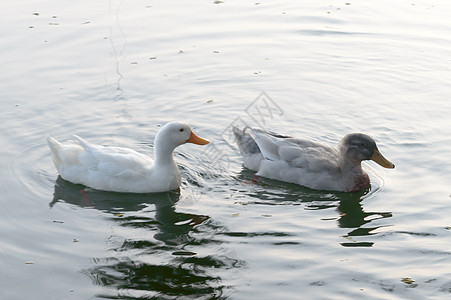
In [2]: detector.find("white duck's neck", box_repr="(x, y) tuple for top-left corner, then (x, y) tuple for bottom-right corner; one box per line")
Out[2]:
(153, 135), (178, 167)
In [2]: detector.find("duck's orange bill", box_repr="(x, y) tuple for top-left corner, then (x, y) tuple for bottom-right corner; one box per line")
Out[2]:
(370, 149), (395, 169)
(186, 131), (210, 145)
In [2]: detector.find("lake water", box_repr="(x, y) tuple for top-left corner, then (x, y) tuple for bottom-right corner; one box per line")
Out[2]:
(1, 0), (451, 299)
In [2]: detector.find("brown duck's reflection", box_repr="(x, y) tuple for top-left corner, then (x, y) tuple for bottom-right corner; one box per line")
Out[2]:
(304, 190), (393, 247)
(335, 192), (393, 247)
(238, 170), (393, 247)
(50, 176), (240, 299)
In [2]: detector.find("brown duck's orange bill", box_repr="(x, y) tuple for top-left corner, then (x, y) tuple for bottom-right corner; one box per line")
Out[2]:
(186, 131), (210, 145)
(370, 149), (395, 169)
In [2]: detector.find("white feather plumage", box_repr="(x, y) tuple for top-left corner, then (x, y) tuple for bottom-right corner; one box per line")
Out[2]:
(47, 121), (209, 193)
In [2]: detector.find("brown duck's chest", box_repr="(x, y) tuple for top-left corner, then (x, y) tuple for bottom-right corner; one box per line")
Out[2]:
(351, 173), (370, 191)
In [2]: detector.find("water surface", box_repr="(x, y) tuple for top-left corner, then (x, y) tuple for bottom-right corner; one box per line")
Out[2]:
(1, 0), (451, 299)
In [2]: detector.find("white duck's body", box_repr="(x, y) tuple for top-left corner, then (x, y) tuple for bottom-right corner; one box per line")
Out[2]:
(47, 122), (209, 193)
(233, 127), (394, 192)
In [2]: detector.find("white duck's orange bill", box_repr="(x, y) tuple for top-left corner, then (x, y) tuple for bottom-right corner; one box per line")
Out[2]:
(186, 131), (210, 145)
(370, 149), (395, 169)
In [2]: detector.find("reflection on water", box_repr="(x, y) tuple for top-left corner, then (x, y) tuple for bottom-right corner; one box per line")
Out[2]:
(50, 176), (181, 212)
(337, 196), (393, 247)
(50, 177), (241, 299)
(237, 169), (393, 247)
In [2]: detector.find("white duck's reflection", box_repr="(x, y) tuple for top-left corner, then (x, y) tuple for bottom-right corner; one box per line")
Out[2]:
(50, 176), (240, 299)
(50, 176), (203, 224)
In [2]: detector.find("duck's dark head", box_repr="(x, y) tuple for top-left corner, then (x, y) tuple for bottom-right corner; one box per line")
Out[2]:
(340, 133), (395, 169)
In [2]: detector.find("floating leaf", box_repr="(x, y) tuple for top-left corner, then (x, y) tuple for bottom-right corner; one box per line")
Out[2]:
(401, 277), (415, 284)
(25, 261), (34, 265)
(114, 213), (124, 217)
(73, 239), (79, 243)
(232, 213), (240, 217)
(262, 214), (272, 217)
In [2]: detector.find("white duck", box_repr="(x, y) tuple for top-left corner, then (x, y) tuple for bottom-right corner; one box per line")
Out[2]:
(233, 127), (394, 192)
(47, 121), (209, 193)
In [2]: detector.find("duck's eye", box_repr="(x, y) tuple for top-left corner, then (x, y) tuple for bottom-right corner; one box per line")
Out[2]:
(179, 128), (184, 132)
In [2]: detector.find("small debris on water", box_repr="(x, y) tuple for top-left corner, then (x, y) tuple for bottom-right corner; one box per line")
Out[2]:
(401, 277), (415, 284)
(343, 235), (355, 242)
(321, 217), (338, 221)
(172, 251), (196, 256)
(309, 280), (325, 286)
(25, 261), (34, 265)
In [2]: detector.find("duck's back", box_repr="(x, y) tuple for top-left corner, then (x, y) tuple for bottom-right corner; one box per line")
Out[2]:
(257, 136), (342, 190)
(47, 135), (156, 192)
(233, 127), (345, 191)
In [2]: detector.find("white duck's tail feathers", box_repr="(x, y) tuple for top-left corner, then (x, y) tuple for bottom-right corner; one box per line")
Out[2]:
(47, 136), (63, 166)
(232, 126), (261, 155)
(47, 136), (61, 152)
(72, 134), (93, 151)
